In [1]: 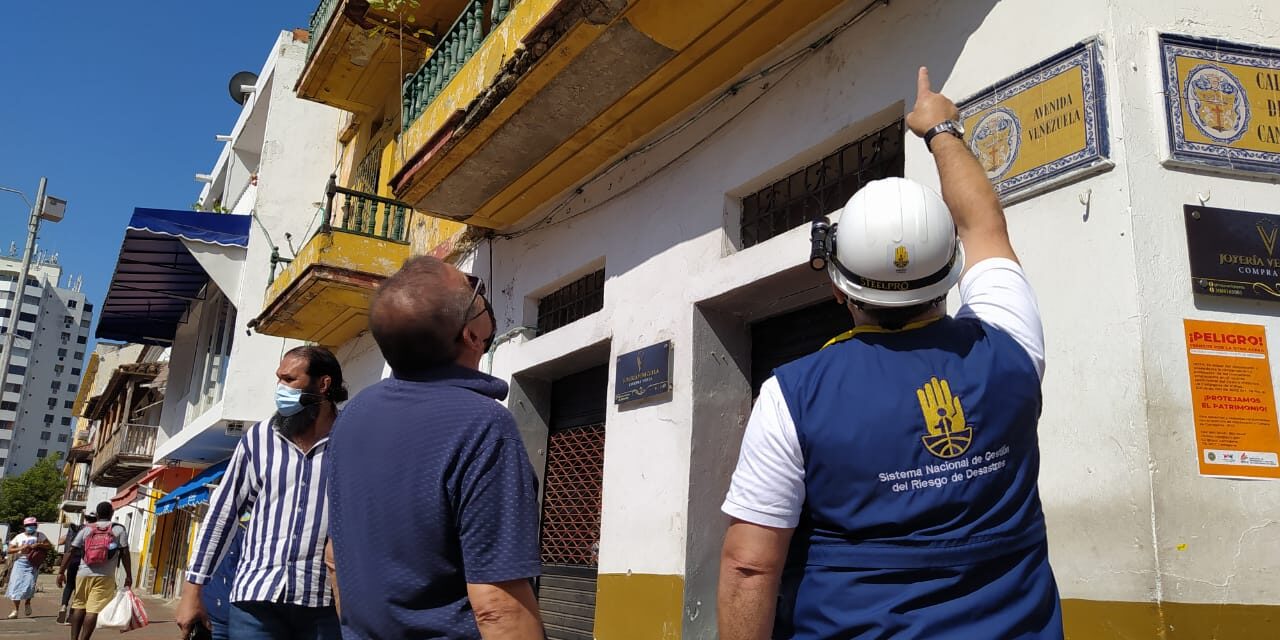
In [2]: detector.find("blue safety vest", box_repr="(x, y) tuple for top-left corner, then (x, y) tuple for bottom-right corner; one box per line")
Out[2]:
(772, 316), (1062, 639)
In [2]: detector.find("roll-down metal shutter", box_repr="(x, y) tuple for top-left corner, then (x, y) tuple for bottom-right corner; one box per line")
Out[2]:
(540, 365), (608, 640)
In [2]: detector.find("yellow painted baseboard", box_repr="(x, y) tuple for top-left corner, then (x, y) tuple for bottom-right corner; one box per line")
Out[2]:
(1063, 598), (1280, 639)
(586, 575), (1280, 639)
(595, 573), (684, 639)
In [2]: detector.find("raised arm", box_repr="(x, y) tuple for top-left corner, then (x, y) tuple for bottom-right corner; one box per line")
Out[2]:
(905, 66), (1018, 271)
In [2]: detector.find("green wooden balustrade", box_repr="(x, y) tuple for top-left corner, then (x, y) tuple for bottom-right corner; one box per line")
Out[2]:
(307, 0), (340, 59)
(266, 176), (410, 287)
(325, 175), (411, 243)
(402, 0), (516, 131)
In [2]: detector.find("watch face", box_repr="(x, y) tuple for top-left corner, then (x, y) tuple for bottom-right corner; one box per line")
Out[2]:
(952, 121), (965, 136)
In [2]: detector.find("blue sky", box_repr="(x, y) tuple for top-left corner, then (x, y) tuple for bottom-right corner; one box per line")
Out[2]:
(0, 1), (312, 344)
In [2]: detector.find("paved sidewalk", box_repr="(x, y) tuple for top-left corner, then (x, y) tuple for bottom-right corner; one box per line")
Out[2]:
(0, 574), (179, 639)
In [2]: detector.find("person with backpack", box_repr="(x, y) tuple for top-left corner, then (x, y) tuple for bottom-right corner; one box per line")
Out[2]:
(58, 501), (132, 640)
(6, 516), (52, 619)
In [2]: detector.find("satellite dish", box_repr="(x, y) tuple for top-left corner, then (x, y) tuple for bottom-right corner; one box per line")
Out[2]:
(228, 71), (258, 105)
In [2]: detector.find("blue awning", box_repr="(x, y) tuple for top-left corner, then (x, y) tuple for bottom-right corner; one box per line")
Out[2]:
(97, 209), (251, 346)
(154, 460), (230, 516)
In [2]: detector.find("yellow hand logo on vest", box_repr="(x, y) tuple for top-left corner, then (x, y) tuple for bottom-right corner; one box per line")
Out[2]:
(916, 376), (973, 459)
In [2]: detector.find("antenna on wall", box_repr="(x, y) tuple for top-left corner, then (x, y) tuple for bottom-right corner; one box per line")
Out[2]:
(228, 71), (259, 105)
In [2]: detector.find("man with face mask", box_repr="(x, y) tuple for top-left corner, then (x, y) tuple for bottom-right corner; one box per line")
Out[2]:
(176, 346), (347, 640)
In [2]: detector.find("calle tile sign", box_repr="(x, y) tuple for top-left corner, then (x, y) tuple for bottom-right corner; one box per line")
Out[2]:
(1161, 33), (1280, 176)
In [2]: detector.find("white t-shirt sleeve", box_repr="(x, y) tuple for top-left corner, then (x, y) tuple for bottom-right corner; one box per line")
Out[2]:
(955, 258), (1046, 380)
(722, 377), (806, 529)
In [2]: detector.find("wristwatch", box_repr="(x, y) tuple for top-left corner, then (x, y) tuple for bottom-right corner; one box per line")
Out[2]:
(923, 120), (965, 151)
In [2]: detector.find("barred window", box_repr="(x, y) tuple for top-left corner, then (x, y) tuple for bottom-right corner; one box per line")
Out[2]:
(740, 120), (904, 248)
(536, 270), (605, 335)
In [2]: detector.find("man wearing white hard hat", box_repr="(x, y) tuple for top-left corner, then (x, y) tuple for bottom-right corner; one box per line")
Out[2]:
(718, 67), (1062, 639)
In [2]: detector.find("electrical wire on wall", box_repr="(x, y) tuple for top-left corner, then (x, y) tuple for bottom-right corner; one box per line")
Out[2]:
(493, 0), (891, 241)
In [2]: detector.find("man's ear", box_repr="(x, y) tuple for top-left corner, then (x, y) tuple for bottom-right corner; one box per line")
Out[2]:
(319, 375), (332, 395)
(830, 282), (846, 305)
(460, 323), (483, 351)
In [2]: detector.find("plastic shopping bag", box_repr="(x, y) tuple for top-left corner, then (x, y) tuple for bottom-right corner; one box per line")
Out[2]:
(124, 588), (149, 631)
(96, 589), (132, 629)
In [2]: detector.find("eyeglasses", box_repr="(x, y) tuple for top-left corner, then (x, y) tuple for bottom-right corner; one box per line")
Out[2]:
(463, 275), (487, 323)
(461, 274), (496, 352)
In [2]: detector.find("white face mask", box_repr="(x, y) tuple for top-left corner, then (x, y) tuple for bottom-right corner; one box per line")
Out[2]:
(276, 383), (307, 417)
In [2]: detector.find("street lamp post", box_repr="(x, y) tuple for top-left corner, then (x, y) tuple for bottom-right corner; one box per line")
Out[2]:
(0, 177), (60, 431)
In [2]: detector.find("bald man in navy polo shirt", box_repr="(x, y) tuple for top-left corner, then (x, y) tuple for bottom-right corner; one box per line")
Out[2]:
(327, 256), (543, 639)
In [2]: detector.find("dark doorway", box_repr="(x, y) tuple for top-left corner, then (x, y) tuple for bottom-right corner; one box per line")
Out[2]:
(539, 364), (608, 640)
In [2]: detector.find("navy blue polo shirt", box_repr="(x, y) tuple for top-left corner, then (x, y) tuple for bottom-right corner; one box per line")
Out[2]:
(326, 365), (541, 639)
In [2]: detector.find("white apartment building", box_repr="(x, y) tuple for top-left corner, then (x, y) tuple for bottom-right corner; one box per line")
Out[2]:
(0, 252), (90, 477)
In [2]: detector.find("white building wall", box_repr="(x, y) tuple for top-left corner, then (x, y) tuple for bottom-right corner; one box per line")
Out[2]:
(478, 0), (1280, 629)
(1115, 2), (1280, 607)
(155, 30), (344, 465)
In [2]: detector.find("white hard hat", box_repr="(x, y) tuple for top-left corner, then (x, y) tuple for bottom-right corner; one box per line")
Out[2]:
(826, 177), (964, 307)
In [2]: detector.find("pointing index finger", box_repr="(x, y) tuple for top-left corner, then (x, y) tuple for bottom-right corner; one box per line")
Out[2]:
(917, 66), (931, 99)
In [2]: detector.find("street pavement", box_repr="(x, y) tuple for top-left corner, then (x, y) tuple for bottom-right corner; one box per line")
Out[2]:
(0, 574), (179, 639)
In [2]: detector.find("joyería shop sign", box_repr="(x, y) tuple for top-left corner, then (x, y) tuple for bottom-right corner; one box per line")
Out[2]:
(1184, 205), (1280, 301)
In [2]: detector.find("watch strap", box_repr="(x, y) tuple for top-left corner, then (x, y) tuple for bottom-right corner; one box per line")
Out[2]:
(924, 121), (963, 150)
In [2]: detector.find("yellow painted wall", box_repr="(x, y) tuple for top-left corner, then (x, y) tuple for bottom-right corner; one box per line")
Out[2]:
(594, 573), (684, 640)
(265, 231), (410, 305)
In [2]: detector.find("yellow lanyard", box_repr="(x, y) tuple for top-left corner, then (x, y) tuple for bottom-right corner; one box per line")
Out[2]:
(821, 316), (944, 349)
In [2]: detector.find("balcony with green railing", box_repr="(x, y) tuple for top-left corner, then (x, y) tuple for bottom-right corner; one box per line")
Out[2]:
(306, 0), (341, 59)
(296, 0), (472, 114)
(252, 176), (414, 347)
(401, 0), (515, 130)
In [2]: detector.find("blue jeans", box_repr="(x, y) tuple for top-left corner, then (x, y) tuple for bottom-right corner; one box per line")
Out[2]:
(227, 602), (340, 640)
(210, 620), (229, 640)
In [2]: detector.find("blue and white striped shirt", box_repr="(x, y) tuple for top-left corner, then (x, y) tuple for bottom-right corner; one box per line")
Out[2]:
(187, 420), (332, 607)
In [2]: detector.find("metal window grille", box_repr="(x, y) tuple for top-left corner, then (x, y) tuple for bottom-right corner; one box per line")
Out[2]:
(740, 120), (905, 248)
(353, 145), (383, 194)
(536, 269), (605, 335)
(539, 423), (606, 566)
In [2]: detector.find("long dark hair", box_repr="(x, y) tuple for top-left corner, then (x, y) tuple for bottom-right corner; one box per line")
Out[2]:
(284, 345), (349, 403)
